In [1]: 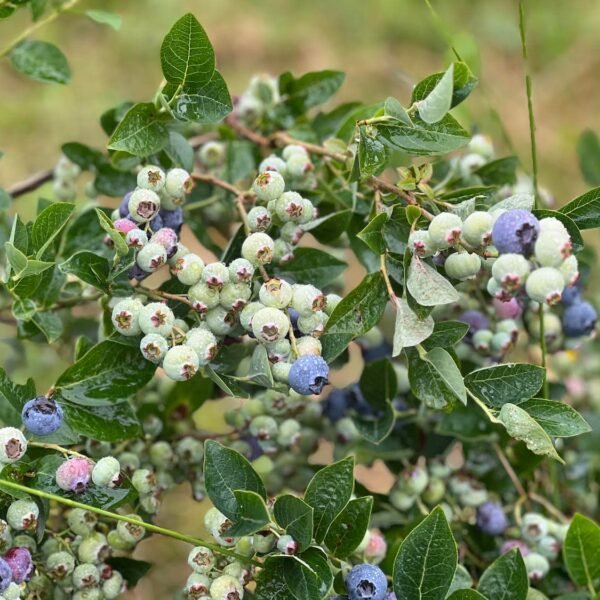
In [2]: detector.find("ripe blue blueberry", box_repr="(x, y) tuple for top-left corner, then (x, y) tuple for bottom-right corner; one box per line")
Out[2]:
(562, 285), (581, 307)
(345, 563), (388, 600)
(288, 355), (329, 395)
(21, 396), (63, 436)
(0, 558), (11, 592)
(160, 207), (184, 232)
(476, 500), (508, 535)
(563, 301), (597, 337)
(491, 209), (539, 256)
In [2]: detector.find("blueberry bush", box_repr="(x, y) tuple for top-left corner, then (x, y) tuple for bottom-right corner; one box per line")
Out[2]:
(1, 4), (600, 600)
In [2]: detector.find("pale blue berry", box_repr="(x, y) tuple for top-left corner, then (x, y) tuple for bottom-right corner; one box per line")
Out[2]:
(345, 563), (387, 600)
(492, 209), (539, 256)
(288, 355), (329, 395)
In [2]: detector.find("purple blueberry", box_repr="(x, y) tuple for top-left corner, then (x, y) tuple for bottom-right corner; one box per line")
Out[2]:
(128, 264), (151, 282)
(458, 310), (490, 341)
(562, 301), (597, 337)
(118, 192), (132, 218)
(149, 213), (164, 232)
(4, 547), (33, 583)
(55, 457), (93, 493)
(492, 209), (540, 256)
(288, 355), (329, 395)
(21, 396), (64, 436)
(346, 564), (388, 600)
(561, 286), (582, 307)
(160, 208), (184, 233)
(324, 389), (349, 422)
(0, 558), (11, 592)
(477, 501), (508, 535)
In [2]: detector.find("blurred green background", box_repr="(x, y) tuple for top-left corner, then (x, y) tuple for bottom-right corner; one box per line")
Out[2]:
(1, 1), (599, 597)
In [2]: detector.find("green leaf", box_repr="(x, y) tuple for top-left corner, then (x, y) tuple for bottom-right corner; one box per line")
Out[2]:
(273, 495), (313, 552)
(393, 506), (457, 600)
(84, 9), (122, 30)
(55, 340), (156, 404)
(321, 272), (389, 362)
(0, 368), (36, 427)
(411, 61), (478, 108)
(447, 564), (474, 596)
(392, 297), (434, 356)
(0, 188), (10, 211)
(12, 298), (37, 321)
(303, 209), (353, 244)
(422, 320), (469, 351)
(384, 97), (413, 124)
(407, 256), (460, 306)
(203, 440), (266, 520)
(107, 103), (169, 157)
(31, 202), (75, 257)
(376, 114), (470, 156)
(517, 399), (591, 437)
(324, 496), (373, 559)
(563, 513), (600, 588)
(160, 13), (215, 87)
(61, 142), (105, 170)
(532, 209), (584, 254)
(59, 251), (111, 293)
(94, 208), (129, 257)
(577, 129), (600, 186)
(358, 125), (388, 177)
(498, 403), (563, 463)
(464, 364), (545, 409)
(474, 156), (519, 186)
(493, 193), (534, 212)
(383, 206), (412, 254)
(30, 0), (48, 21)
(4, 241), (29, 277)
(478, 549), (528, 600)
(246, 344), (274, 388)
(559, 187), (600, 230)
(94, 163), (137, 197)
(408, 347), (466, 410)
(417, 63), (454, 124)
(105, 557), (152, 588)
(32, 311), (63, 343)
(272, 248), (346, 288)
(9, 40), (71, 84)
(164, 131), (194, 172)
(226, 490), (270, 536)
(357, 212), (388, 254)
(205, 367), (249, 399)
(304, 456), (354, 543)
(447, 591), (487, 599)
(169, 70), (232, 123)
(280, 70), (345, 114)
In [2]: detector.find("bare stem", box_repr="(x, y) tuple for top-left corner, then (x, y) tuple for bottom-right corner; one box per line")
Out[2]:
(494, 443), (527, 499)
(28, 442), (88, 459)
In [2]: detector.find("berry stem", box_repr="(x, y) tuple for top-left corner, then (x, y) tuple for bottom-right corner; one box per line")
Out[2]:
(538, 309), (550, 398)
(493, 443), (527, 500)
(466, 389), (501, 424)
(28, 442), (89, 459)
(380, 253), (398, 305)
(0, 478), (261, 566)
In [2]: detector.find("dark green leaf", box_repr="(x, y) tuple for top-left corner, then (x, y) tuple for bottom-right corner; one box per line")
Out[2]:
(245, 344), (274, 388)
(9, 40), (70, 84)
(563, 513), (600, 587)
(577, 129), (600, 186)
(95, 208), (129, 257)
(417, 63), (454, 124)
(226, 490), (270, 536)
(31, 202), (74, 257)
(422, 320), (469, 351)
(359, 358), (398, 407)
(382, 205), (412, 254)
(280, 70), (345, 114)
(324, 496), (373, 559)
(62, 208), (113, 259)
(32, 311), (63, 343)
(273, 495), (313, 552)
(61, 142), (105, 170)
(94, 164), (137, 197)
(517, 399), (591, 438)
(303, 209), (353, 244)
(447, 591), (487, 599)
(358, 125), (388, 177)
(164, 131), (194, 172)
(474, 156), (519, 186)
(105, 557), (152, 587)
(357, 212), (388, 254)
(559, 187), (600, 230)
(205, 367), (249, 399)
(0, 368), (35, 427)
(478, 549), (528, 600)
(84, 9), (122, 30)
(30, 0), (48, 21)
(411, 61), (478, 108)
(59, 251), (111, 293)
(273, 248), (346, 288)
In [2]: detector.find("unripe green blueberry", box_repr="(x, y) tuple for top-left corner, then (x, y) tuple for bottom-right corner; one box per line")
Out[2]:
(298, 198), (315, 224)
(55, 155), (81, 180)
(459, 152), (486, 179)
(445, 251), (482, 280)
(259, 278), (293, 309)
(525, 267), (565, 305)
(277, 418), (301, 447)
(116, 515), (145, 545)
(296, 336), (322, 356)
(249, 415), (278, 440)
(469, 133), (494, 158)
(175, 437), (204, 464)
(204, 508), (235, 547)
(202, 262), (230, 290)
(280, 221), (304, 245)
(422, 478), (446, 505)
(228, 258), (255, 283)
(128, 188), (161, 223)
(252, 531), (276, 553)
(111, 298), (143, 337)
(125, 228), (148, 249)
(398, 465), (429, 495)
(462, 211), (494, 246)
(173, 253), (205, 286)
(149, 440), (174, 470)
(73, 563), (100, 589)
(291, 284), (326, 316)
(521, 513), (548, 542)
(163, 345), (199, 381)
(492, 253), (530, 291)
(72, 588), (104, 600)
(186, 572), (211, 598)
(560, 255), (579, 286)
(188, 546), (215, 574)
(537, 535), (560, 560)
(46, 550), (76, 579)
(472, 329), (493, 353)
(136, 241), (167, 272)
(77, 532), (109, 564)
(7, 499), (38, 531)
(523, 552), (550, 581)
(53, 178), (77, 201)
(259, 154), (287, 175)
(459, 482), (488, 507)
(282, 144), (308, 161)
(266, 339), (291, 362)
(497, 319), (519, 339)
(165, 168), (194, 198)
(428, 212), (463, 249)
(240, 302), (263, 332)
(247, 206), (272, 232)
(490, 331), (513, 355)
(389, 489), (416, 511)
(67, 509), (98, 537)
(188, 282), (220, 314)
(539, 216), (568, 236)
(273, 239), (294, 263)
(251, 455), (274, 479)
(0, 427), (27, 464)
(131, 468), (157, 495)
(91, 456), (121, 488)
(102, 571), (124, 599)
(198, 141), (226, 167)
(139, 333), (169, 364)
(252, 307), (289, 343)
(186, 328), (218, 365)
(324, 294), (342, 315)
(241, 232), (274, 266)
(408, 230), (435, 257)
(220, 282), (252, 311)
(0, 520), (11, 553)
(209, 574), (244, 600)
(138, 302), (175, 337)
(272, 361), (291, 383)
(276, 534), (299, 555)
(534, 229), (571, 268)
(297, 311), (327, 336)
(206, 306), (238, 336)
(252, 171), (285, 202)
(336, 416), (360, 443)
(273, 191), (304, 223)
(167, 244), (189, 269)
(137, 166), (166, 193)
(394, 364), (410, 394)
(286, 152), (313, 178)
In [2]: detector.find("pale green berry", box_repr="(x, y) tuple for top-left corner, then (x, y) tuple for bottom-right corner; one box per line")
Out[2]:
(111, 298), (143, 336)
(186, 572), (211, 597)
(53, 178), (77, 201)
(277, 419), (301, 447)
(240, 302), (263, 332)
(173, 253), (205, 286)
(206, 306), (237, 336)
(259, 278), (293, 309)
(286, 152), (313, 178)
(459, 153), (486, 179)
(67, 509), (97, 537)
(324, 294), (342, 315)
(534, 228), (571, 267)
(523, 552), (550, 581)
(136, 242), (167, 272)
(298, 198), (315, 224)
(491, 331), (512, 354)
(428, 212), (463, 249)
(559, 255), (579, 286)
(137, 166), (166, 193)
(125, 228), (147, 249)
(249, 415), (278, 441)
(266, 339), (291, 362)
(167, 243), (190, 266)
(198, 141), (226, 168)
(2, 582), (22, 600)
(0, 520), (12, 553)
(296, 336), (322, 356)
(241, 232), (274, 266)
(521, 512), (548, 542)
(539, 216), (568, 236)
(149, 440), (174, 470)
(469, 133), (494, 159)
(252, 307), (289, 343)
(118, 452), (140, 474)
(138, 302), (175, 337)
(389, 489), (416, 511)
(297, 311), (327, 336)
(55, 155), (81, 180)
(12, 533), (36, 552)
(46, 551), (76, 579)
(408, 230), (435, 257)
(487, 277), (512, 302)
(165, 168), (194, 198)
(77, 532), (109, 564)
(132, 468), (158, 493)
(462, 211), (494, 246)
(472, 329), (493, 353)
(259, 154), (287, 175)
(492, 253), (530, 291)
(0, 427), (27, 464)
(252, 530), (276, 553)
(210, 574), (244, 600)
(459, 482), (488, 507)
(175, 437), (204, 464)
(272, 362), (291, 383)
(274, 191), (305, 223)
(252, 171), (285, 202)
(202, 262), (230, 289)
(72, 588), (104, 600)
(292, 284), (326, 316)
(228, 258), (255, 283)
(140, 333), (169, 364)
(394, 364), (410, 394)
(247, 206), (272, 232)
(128, 188), (161, 223)
(7, 499), (38, 531)
(282, 144), (308, 161)
(422, 478), (446, 505)
(204, 508), (235, 547)
(336, 416), (360, 443)
(163, 345), (199, 381)
(186, 328), (218, 365)
(139, 493), (160, 514)
(444, 252), (481, 280)
(220, 282), (252, 311)
(398, 465), (429, 495)
(91, 456), (121, 488)
(102, 571), (124, 599)
(280, 221), (304, 245)
(73, 563), (100, 589)
(188, 546), (215, 574)
(537, 535), (560, 560)
(116, 516), (145, 545)
(273, 239), (294, 262)
(188, 282), (220, 314)
(525, 267), (564, 305)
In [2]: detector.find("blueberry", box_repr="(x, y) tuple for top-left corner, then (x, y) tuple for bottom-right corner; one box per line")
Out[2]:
(561, 285), (582, 307)
(118, 192), (132, 218)
(323, 389), (349, 422)
(288, 355), (329, 395)
(458, 310), (489, 341)
(491, 209), (539, 256)
(0, 558), (12, 592)
(345, 563), (388, 600)
(148, 212), (164, 232)
(159, 207), (184, 232)
(361, 342), (393, 363)
(476, 501), (508, 535)
(563, 301), (597, 337)
(128, 264), (150, 281)
(55, 457), (93, 493)
(21, 396), (63, 436)
(4, 547), (33, 583)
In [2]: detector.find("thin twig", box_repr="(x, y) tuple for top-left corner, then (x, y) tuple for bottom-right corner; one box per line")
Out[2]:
(494, 443), (527, 499)
(28, 442), (88, 459)
(7, 169), (53, 198)
(529, 492), (570, 524)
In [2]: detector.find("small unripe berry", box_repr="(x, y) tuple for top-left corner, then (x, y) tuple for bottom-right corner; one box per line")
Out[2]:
(276, 534), (299, 555)
(277, 418), (301, 447)
(525, 267), (564, 305)
(228, 258), (255, 283)
(77, 532), (109, 564)
(186, 572), (211, 598)
(186, 328), (219, 365)
(22, 396), (63, 436)
(204, 508), (235, 547)
(46, 550), (76, 579)
(7, 499), (38, 531)
(492, 253), (530, 291)
(288, 355), (329, 395)
(534, 228), (571, 267)
(102, 571), (124, 599)
(198, 141), (226, 167)
(163, 345), (200, 381)
(273, 238), (294, 263)
(165, 168), (194, 198)
(138, 302), (175, 337)
(131, 468), (156, 494)
(472, 329), (493, 353)
(408, 229), (435, 257)
(296, 336), (322, 356)
(241, 232), (274, 266)
(91, 456), (121, 488)
(560, 255), (580, 287)
(252, 530), (276, 553)
(252, 307), (290, 343)
(259, 154), (287, 174)
(210, 574), (244, 600)
(56, 457), (93, 493)
(240, 302), (263, 332)
(397, 465), (429, 495)
(188, 546), (215, 574)
(247, 206), (272, 232)
(259, 278), (293, 309)
(149, 440), (174, 469)
(252, 171), (285, 202)
(521, 513), (548, 542)
(325, 294), (342, 315)
(175, 437), (204, 464)
(67, 509), (97, 537)
(72, 563), (100, 589)
(444, 251), (481, 280)
(220, 282), (252, 311)
(297, 311), (327, 336)
(523, 552), (550, 581)
(136, 242), (167, 272)
(274, 191), (305, 223)
(125, 228), (148, 249)
(491, 331), (513, 354)
(113, 218), (137, 234)
(202, 262), (230, 290)
(128, 188), (161, 223)
(286, 152), (313, 178)
(137, 166), (166, 193)
(0, 428), (27, 464)
(427, 212), (463, 249)
(282, 144), (308, 161)
(272, 361), (291, 383)
(111, 298), (143, 336)
(116, 515), (145, 545)
(280, 221), (305, 245)
(291, 284), (326, 317)
(140, 333), (169, 364)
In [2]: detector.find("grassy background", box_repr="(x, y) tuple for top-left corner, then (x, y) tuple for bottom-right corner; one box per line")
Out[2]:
(1, 1), (599, 597)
